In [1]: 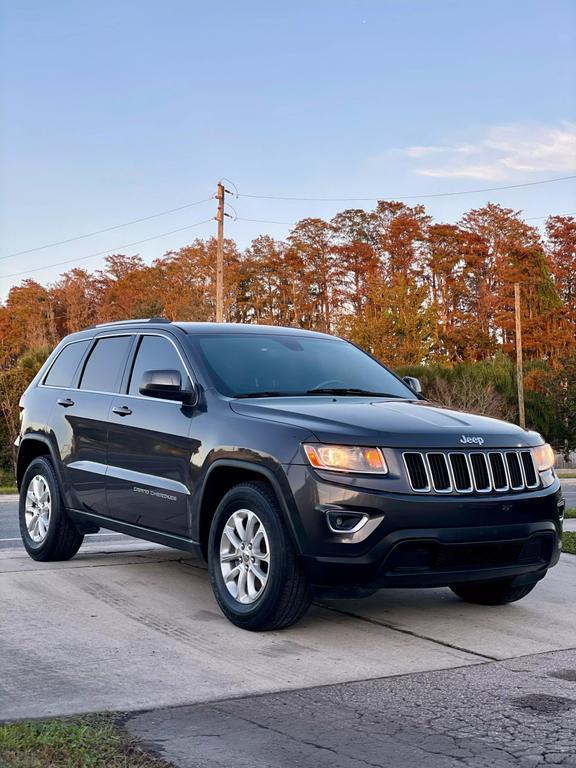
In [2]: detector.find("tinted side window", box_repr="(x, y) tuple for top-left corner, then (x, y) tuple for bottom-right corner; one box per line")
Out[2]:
(79, 336), (132, 393)
(44, 340), (90, 388)
(129, 335), (191, 395)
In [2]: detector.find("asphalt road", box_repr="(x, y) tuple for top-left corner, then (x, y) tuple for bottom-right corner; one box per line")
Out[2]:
(128, 649), (576, 767)
(563, 481), (576, 508)
(2, 486), (576, 767)
(0, 495), (139, 550)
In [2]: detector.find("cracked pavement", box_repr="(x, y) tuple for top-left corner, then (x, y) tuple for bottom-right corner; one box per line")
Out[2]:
(127, 649), (576, 767)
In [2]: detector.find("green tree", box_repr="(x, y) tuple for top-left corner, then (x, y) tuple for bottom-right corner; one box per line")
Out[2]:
(346, 275), (435, 367)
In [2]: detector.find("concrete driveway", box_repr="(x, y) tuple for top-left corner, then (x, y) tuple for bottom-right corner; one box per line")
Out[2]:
(1, 492), (576, 724)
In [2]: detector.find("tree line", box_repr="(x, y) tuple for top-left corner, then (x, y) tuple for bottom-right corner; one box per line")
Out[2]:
(0, 201), (575, 477)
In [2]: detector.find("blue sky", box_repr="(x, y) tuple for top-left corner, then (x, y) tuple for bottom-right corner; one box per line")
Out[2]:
(1, 0), (575, 298)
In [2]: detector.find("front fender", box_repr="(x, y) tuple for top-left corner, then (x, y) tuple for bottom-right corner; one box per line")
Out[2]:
(193, 457), (304, 554)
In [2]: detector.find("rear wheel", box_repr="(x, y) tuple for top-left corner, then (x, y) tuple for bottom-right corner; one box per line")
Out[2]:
(208, 481), (312, 631)
(450, 579), (537, 605)
(19, 456), (84, 561)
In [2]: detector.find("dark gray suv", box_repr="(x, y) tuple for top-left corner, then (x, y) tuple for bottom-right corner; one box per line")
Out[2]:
(16, 319), (564, 630)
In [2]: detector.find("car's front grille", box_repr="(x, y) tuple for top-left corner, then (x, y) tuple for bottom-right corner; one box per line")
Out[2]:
(403, 453), (430, 491)
(489, 453), (508, 490)
(521, 451), (538, 486)
(403, 450), (540, 494)
(428, 453), (450, 490)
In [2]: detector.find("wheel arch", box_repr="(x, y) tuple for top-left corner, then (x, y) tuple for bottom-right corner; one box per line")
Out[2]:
(196, 460), (302, 560)
(16, 435), (60, 491)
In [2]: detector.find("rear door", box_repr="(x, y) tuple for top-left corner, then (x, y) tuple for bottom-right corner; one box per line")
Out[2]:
(53, 334), (134, 516)
(106, 333), (197, 535)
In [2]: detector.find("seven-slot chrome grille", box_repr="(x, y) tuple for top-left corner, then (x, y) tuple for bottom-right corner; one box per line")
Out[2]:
(403, 450), (539, 494)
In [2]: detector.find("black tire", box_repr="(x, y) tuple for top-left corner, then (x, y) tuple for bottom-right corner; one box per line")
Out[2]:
(450, 579), (537, 605)
(19, 456), (84, 561)
(208, 481), (312, 631)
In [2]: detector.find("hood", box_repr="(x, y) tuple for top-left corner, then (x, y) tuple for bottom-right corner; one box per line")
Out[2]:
(229, 396), (542, 450)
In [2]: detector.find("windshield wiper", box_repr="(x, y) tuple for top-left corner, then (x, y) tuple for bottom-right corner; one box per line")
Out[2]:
(234, 391), (299, 399)
(306, 387), (404, 397)
(235, 388), (406, 399)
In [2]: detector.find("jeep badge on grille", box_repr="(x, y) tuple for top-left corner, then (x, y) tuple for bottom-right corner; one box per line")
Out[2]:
(460, 435), (485, 446)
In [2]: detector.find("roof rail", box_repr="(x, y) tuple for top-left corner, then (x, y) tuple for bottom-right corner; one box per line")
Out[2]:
(94, 317), (171, 328)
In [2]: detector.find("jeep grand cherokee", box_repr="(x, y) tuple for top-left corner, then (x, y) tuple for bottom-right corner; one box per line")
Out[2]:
(16, 319), (564, 630)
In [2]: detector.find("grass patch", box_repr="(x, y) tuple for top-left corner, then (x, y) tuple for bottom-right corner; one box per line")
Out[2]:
(0, 714), (172, 768)
(565, 508), (576, 519)
(0, 469), (16, 493)
(557, 470), (576, 478)
(562, 531), (576, 555)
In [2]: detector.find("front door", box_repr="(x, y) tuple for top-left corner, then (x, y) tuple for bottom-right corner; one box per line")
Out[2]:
(106, 334), (198, 536)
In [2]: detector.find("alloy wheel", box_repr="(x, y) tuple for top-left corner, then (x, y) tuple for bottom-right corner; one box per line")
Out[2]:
(25, 474), (52, 543)
(219, 508), (270, 604)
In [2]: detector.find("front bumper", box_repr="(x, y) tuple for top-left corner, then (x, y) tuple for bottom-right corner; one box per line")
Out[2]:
(302, 522), (560, 588)
(287, 464), (564, 589)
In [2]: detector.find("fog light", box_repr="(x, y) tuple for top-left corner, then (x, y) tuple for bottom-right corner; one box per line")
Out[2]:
(326, 510), (369, 533)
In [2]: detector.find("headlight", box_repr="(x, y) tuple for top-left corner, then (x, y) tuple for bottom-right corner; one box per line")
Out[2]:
(531, 443), (555, 472)
(303, 444), (388, 474)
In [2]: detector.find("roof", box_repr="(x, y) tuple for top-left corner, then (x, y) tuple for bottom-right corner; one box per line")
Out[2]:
(173, 322), (334, 338)
(65, 320), (335, 341)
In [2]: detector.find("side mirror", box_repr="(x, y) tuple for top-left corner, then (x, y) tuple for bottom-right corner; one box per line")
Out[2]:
(139, 369), (196, 405)
(402, 376), (422, 396)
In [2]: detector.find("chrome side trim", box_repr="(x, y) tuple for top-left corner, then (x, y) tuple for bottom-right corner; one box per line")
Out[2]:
(67, 460), (190, 496)
(67, 460), (107, 476)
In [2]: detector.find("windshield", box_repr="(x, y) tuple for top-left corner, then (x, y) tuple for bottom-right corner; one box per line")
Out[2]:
(189, 333), (414, 399)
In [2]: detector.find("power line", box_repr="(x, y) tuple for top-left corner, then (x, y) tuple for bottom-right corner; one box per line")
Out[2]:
(235, 211), (576, 227)
(236, 217), (295, 225)
(1, 218), (214, 280)
(237, 174), (576, 202)
(3, 199), (574, 284)
(1, 196), (213, 261)
(5, 175), (574, 264)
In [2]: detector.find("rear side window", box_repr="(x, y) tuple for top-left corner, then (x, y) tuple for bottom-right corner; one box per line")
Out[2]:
(128, 335), (191, 395)
(79, 336), (132, 393)
(44, 340), (90, 388)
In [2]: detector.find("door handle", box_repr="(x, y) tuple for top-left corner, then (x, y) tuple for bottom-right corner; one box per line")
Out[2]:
(57, 398), (75, 408)
(112, 405), (132, 417)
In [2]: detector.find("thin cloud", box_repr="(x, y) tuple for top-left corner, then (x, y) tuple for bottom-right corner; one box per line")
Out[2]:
(400, 144), (476, 159)
(392, 122), (576, 180)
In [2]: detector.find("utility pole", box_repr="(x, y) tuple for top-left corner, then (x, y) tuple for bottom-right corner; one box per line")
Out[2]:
(514, 282), (526, 428)
(215, 182), (228, 323)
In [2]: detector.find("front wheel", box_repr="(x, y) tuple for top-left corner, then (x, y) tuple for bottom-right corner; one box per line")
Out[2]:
(450, 579), (537, 605)
(208, 481), (312, 631)
(19, 456), (84, 561)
